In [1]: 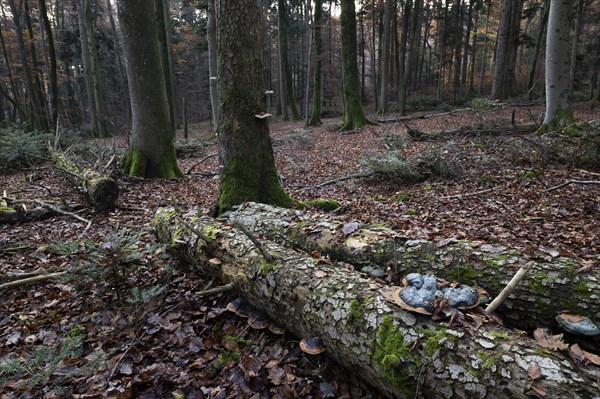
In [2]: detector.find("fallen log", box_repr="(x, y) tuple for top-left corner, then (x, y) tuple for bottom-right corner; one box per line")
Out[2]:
(403, 122), (537, 141)
(154, 209), (600, 399)
(220, 202), (600, 332)
(49, 149), (119, 210)
(0, 198), (85, 224)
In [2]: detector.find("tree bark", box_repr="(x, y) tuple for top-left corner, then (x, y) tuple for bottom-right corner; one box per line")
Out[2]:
(527, 0), (550, 100)
(154, 208), (600, 399)
(207, 0), (218, 130)
(277, 0), (301, 121)
(378, 0), (393, 114)
(340, 0), (375, 130)
(49, 150), (119, 210)
(214, 0), (291, 213)
(118, 0), (183, 178)
(540, 0), (574, 131)
(306, 0), (323, 127)
(154, 0), (177, 130)
(491, 0), (513, 99)
(569, 0), (584, 98)
(38, 0), (58, 130)
(220, 202), (600, 332)
(77, 0), (99, 135)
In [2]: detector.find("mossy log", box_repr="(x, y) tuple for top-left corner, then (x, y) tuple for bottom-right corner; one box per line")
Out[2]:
(154, 208), (600, 399)
(50, 150), (118, 210)
(220, 203), (600, 332)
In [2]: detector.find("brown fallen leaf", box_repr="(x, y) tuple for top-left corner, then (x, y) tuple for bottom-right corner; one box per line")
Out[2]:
(583, 349), (600, 367)
(531, 384), (547, 397)
(539, 246), (559, 258)
(527, 363), (542, 380)
(532, 328), (568, 351)
(577, 260), (596, 274)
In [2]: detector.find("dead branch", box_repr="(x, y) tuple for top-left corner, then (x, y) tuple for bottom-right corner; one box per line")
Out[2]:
(486, 262), (536, 313)
(234, 222), (275, 263)
(0, 272), (67, 290)
(196, 283), (234, 297)
(33, 199), (92, 230)
(577, 169), (600, 177)
(546, 180), (600, 192)
(377, 107), (475, 124)
(186, 153), (218, 174)
(301, 171), (373, 190)
(440, 186), (499, 200)
(404, 123), (537, 141)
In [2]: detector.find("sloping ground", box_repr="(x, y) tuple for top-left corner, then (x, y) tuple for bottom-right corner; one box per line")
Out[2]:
(0, 101), (598, 397)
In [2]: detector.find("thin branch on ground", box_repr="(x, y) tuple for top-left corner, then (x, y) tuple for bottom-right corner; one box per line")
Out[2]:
(486, 262), (536, 313)
(546, 180), (600, 192)
(301, 171), (373, 190)
(234, 221), (275, 263)
(33, 199), (92, 230)
(186, 153), (217, 174)
(177, 216), (213, 243)
(440, 186), (499, 200)
(0, 272), (67, 290)
(196, 283), (234, 297)
(102, 154), (117, 173)
(577, 169), (600, 177)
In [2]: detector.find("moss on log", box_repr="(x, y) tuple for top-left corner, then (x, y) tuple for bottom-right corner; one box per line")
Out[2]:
(220, 202), (600, 332)
(0, 200), (84, 224)
(154, 208), (600, 399)
(50, 150), (119, 210)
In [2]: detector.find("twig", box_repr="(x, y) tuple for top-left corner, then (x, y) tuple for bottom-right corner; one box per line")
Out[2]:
(0, 272), (67, 290)
(176, 216), (213, 243)
(33, 199), (92, 230)
(196, 283), (234, 297)
(577, 169), (600, 177)
(1, 268), (55, 280)
(301, 171), (373, 190)
(0, 245), (32, 253)
(102, 153), (117, 174)
(234, 222), (275, 263)
(485, 262), (535, 313)
(186, 153), (217, 174)
(546, 180), (600, 192)
(440, 186), (498, 200)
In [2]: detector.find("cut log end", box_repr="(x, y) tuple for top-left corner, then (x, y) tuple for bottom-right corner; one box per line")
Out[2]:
(87, 177), (119, 210)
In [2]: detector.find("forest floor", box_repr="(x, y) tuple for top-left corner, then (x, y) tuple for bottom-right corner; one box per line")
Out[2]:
(1, 101), (599, 398)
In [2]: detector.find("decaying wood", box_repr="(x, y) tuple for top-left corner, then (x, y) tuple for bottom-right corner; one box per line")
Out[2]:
(221, 202), (600, 331)
(301, 171), (373, 190)
(49, 149), (119, 210)
(0, 197), (85, 224)
(33, 199), (92, 229)
(403, 122), (538, 141)
(546, 179), (600, 192)
(154, 208), (600, 399)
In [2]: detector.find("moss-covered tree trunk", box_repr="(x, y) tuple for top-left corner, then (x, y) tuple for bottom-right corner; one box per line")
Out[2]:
(118, 0), (183, 178)
(215, 0), (291, 214)
(539, 0), (574, 132)
(155, 209), (600, 399)
(222, 202), (600, 332)
(339, 0), (376, 130)
(306, 0), (323, 127)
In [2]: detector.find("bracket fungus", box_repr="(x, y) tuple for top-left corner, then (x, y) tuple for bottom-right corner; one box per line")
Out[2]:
(226, 297), (254, 318)
(300, 337), (326, 355)
(556, 313), (600, 337)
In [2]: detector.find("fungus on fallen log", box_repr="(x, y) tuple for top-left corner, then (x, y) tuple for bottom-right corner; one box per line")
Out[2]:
(154, 209), (600, 399)
(220, 202), (600, 331)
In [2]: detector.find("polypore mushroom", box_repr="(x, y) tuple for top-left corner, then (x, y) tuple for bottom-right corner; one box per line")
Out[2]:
(247, 310), (270, 329)
(268, 321), (285, 335)
(300, 337), (326, 355)
(226, 297), (254, 318)
(556, 313), (600, 337)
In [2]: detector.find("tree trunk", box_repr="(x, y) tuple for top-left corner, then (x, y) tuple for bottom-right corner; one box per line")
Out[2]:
(38, 0), (58, 130)
(214, 0), (291, 214)
(76, 0), (99, 134)
(477, 0), (492, 97)
(339, 0), (375, 130)
(540, 0), (574, 131)
(220, 202), (600, 332)
(527, 0), (549, 100)
(49, 150), (119, 210)
(491, 0), (513, 99)
(400, 0), (420, 115)
(207, 0), (218, 130)
(378, 0), (393, 114)
(154, 209), (600, 399)
(306, 0), (323, 127)
(118, 0), (183, 178)
(277, 0), (301, 121)
(569, 0), (584, 98)
(154, 0), (177, 130)
(398, 0), (411, 114)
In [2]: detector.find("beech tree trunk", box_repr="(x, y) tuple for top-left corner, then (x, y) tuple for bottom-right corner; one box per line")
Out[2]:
(220, 202), (600, 332)
(377, 0), (393, 114)
(214, 0), (291, 213)
(118, 0), (183, 178)
(207, 0), (218, 130)
(154, 208), (600, 399)
(541, 0), (574, 131)
(306, 0), (323, 127)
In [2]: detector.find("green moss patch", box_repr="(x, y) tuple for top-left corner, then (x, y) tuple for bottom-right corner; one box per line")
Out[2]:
(309, 198), (341, 212)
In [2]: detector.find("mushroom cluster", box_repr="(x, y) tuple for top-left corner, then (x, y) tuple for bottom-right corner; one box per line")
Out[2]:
(226, 297), (286, 335)
(386, 272), (482, 315)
